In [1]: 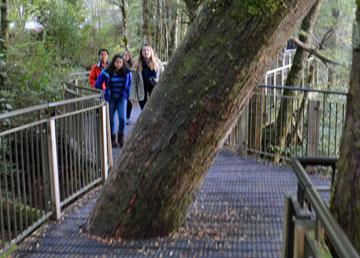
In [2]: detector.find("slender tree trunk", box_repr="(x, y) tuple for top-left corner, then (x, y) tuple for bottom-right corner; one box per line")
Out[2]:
(142, 0), (151, 44)
(86, 0), (318, 240)
(169, 0), (179, 58)
(287, 60), (316, 145)
(155, 0), (161, 56)
(163, 2), (169, 61)
(327, 0), (340, 89)
(120, 0), (129, 49)
(0, 0), (8, 89)
(273, 0), (322, 163)
(331, 3), (360, 252)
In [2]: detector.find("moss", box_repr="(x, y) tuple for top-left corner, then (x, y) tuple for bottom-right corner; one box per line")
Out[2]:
(209, 0), (286, 20)
(0, 243), (17, 258)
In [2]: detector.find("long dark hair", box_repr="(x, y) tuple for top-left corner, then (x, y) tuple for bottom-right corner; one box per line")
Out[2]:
(106, 54), (128, 76)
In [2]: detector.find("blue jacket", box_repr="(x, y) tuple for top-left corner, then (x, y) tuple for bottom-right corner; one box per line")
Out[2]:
(95, 69), (132, 101)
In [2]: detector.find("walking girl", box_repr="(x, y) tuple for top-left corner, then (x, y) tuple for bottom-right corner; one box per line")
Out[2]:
(95, 54), (132, 148)
(130, 44), (163, 110)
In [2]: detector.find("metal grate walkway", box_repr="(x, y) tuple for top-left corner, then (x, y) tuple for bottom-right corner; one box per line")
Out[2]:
(14, 148), (330, 258)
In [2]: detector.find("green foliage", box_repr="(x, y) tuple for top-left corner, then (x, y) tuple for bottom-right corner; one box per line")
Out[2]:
(6, 41), (67, 108)
(314, 0), (356, 91)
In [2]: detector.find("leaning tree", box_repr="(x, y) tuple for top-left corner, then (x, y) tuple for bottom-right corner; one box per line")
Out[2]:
(86, 0), (318, 239)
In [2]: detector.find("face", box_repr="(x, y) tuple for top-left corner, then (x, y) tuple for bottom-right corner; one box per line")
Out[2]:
(124, 52), (130, 62)
(114, 58), (123, 70)
(100, 51), (108, 63)
(142, 46), (151, 60)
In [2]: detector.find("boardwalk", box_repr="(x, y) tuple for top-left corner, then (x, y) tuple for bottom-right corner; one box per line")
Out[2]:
(13, 104), (330, 258)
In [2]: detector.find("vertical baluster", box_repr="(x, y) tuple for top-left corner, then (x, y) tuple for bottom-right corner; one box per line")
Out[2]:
(0, 136), (6, 246)
(34, 125), (43, 212)
(14, 132), (23, 233)
(321, 94), (326, 156)
(328, 102), (332, 157)
(68, 115), (74, 196)
(8, 134), (18, 238)
(30, 128), (39, 216)
(334, 103), (338, 157)
(4, 135), (12, 241)
(264, 92), (267, 154)
(64, 117), (70, 198)
(19, 131), (28, 229)
(59, 118), (65, 201)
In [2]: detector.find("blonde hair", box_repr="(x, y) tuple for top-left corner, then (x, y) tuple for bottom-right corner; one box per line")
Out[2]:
(135, 44), (160, 72)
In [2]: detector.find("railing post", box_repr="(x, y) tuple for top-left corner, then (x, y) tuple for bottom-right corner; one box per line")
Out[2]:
(47, 118), (61, 220)
(238, 102), (249, 155)
(106, 103), (113, 169)
(282, 195), (296, 258)
(100, 104), (109, 181)
(248, 88), (264, 152)
(307, 101), (320, 156)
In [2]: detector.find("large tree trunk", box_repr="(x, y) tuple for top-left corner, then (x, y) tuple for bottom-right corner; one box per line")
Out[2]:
(86, 0), (318, 240)
(273, 0), (322, 163)
(330, 3), (360, 252)
(0, 0), (8, 89)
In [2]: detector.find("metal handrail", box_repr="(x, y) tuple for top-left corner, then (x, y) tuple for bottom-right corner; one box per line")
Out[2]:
(0, 82), (103, 121)
(291, 159), (360, 258)
(258, 84), (348, 96)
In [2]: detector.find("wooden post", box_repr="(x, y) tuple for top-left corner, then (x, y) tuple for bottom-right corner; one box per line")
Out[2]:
(47, 118), (61, 220)
(282, 195), (296, 258)
(100, 105), (109, 180)
(293, 222), (305, 258)
(307, 100), (320, 156)
(238, 103), (249, 156)
(249, 88), (265, 152)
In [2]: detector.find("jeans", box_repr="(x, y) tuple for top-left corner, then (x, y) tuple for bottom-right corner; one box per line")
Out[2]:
(126, 97), (132, 119)
(109, 96), (127, 135)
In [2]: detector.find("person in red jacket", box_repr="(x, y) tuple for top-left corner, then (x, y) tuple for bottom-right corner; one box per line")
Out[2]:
(89, 48), (109, 89)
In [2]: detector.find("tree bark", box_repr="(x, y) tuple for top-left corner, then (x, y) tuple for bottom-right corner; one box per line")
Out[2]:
(183, 0), (203, 24)
(86, 0), (318, 240)
(273, 0), (322, 163)
(0, 0), (8, 89)
(330, 3), (360, 253)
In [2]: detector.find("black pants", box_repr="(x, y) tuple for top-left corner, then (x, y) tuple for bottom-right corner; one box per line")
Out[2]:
(126, 97), (132, 119)
(139, 82), (155, 110)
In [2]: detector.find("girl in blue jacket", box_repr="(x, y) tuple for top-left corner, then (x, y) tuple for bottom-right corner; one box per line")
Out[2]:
(95, 54), (132, 148)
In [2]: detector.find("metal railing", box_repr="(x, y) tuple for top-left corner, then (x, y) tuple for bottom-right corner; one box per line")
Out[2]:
(0, 73), (111, 254)
(225, 84), (347, 160)
(282, 159), (360, 258)
(265, 49), (296, 85)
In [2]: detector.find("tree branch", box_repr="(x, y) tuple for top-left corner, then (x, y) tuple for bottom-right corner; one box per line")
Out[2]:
(290, 37), (341, 66)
